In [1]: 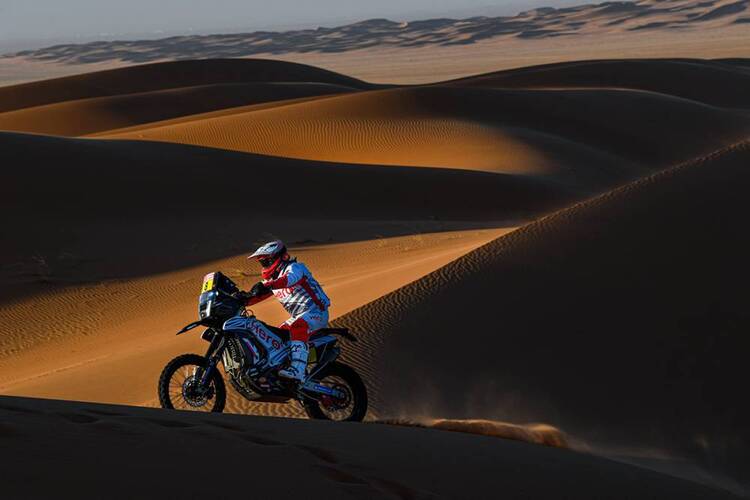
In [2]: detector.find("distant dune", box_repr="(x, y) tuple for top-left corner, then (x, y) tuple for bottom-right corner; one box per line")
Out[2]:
(98, 71), (750, 179)
(334, 140), (750, 484)
(2, 58), (746, 193)
(450, 58), (750, 108)
(4, 0), (748, 66)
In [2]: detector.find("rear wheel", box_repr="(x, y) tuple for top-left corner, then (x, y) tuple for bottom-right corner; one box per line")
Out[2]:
(158, 354), (226, 413)
(302, 362), (367, 422)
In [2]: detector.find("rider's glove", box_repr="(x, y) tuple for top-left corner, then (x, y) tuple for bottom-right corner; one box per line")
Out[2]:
(250, 281), (271, 297)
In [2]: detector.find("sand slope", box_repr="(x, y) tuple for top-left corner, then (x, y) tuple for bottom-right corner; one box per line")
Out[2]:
(0, 82), (356, 136)
(102, 85), (750, 172)
(333, 139), (750, 484)
(0, 58), (374, 113)
(0, 228), (511, 419)
(0, 396), (738, 499)
(0, 130), (566, 303)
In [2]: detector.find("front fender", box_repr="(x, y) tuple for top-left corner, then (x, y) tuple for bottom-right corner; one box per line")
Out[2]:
(176, 320), (204, 335)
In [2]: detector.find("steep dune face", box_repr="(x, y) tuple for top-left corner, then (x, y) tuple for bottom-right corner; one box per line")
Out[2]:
(100, 83), (750, 184)
(0, 82), (356, 136)
(0, 58), (374, 113)
(451, 58), (750, 108)
(335, 140), (750, 479)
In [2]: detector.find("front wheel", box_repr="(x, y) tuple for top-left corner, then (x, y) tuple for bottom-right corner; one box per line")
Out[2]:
(302, 362), (368, 422)
(158, 354), (226, 413)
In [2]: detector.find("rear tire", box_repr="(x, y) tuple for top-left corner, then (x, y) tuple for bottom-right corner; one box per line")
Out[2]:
(158, 354), (226, 413)
(302, 362), (367, 422)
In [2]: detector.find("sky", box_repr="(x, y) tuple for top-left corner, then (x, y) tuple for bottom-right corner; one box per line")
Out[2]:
(0, 0), (588, 49)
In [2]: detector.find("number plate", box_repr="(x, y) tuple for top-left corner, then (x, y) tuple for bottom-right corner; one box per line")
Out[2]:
(201, 273), (215, 293)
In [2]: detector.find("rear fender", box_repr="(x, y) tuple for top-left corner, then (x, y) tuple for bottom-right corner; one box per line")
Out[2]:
(309, 335), (337, 348)
(307, 345), (341, 380)
(308, 335), (337, 365)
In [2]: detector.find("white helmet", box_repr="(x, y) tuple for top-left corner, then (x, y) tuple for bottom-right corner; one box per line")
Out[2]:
(249, 240), (287, 279)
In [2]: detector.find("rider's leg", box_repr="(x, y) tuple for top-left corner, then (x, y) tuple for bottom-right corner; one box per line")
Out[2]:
(278, 316), (311, 381)
(278, 309), (328, 381)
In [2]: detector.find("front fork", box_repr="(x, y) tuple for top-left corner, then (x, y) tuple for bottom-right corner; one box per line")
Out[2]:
(198, 332), (225, 391)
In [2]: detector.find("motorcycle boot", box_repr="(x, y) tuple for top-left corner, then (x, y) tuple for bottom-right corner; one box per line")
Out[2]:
(278, 340), (308, 382)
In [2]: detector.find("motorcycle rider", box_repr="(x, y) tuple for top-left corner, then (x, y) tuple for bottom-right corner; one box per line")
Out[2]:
(238, 240), (330, 382)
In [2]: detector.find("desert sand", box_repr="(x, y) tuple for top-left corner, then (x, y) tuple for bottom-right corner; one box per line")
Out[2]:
(1, 396), (739, 499)
(1, 3), (749, 495)
(0, 228), (511, 415)
(334, 139), (750, 489)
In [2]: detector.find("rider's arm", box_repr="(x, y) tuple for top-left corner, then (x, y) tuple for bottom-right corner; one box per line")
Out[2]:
(246, 291), (272, 306)
(264, 262), (304, 289)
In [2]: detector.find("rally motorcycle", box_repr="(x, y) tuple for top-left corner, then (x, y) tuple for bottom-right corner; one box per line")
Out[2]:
(157, 271), (368, 421)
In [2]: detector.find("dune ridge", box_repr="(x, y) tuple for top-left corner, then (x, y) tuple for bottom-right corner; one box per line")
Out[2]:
(0, 58), (374, 113)
(0, 82), (357, 136)
(331, 138), (750, 484)
(99, 83), (750, 182)
(448, 58), (750, 108)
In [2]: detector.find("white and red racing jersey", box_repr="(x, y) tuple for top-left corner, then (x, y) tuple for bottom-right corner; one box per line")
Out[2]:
(263, 260), (330, 317)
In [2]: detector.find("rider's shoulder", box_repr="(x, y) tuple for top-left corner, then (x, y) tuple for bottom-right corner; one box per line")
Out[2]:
(285, 259), (310, 272)
(283, 258), (304, 270)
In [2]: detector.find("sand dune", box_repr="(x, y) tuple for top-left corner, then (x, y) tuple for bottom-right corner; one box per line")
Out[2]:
(100, 83), (750, 178)
(0, 59), (374, 113)
(0, 130), (565, 303)
(2, 53), (749, 495)
(0, 228), (511, 419)
(2, 58), (747, 190)
(0, 82), (356, 136)
(1, 396), (736, 500)
(332, 139), (750, 486)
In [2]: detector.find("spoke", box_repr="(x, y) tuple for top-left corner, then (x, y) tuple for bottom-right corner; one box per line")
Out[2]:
(164, 363), (216, 412)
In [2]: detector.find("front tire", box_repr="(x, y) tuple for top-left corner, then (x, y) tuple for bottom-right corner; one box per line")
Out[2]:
(158, 354), (226, 413)
(302, 362), (367, 422)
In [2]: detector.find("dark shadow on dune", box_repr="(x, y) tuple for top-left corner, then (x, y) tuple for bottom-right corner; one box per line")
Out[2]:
(1, 395), (739, 500)
(0, 59), (378, 114)
(4, 0), (747, 65)
(335, 140), (750, 490)
(0, 131), (566, 306)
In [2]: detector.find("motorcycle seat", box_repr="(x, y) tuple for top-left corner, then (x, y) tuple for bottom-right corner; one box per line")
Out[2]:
(310, 327), (357, 342)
